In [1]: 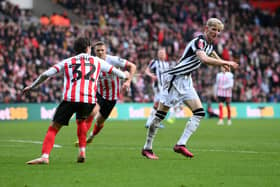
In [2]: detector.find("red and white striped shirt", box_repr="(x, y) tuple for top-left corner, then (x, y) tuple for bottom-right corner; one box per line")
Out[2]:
(50, 53), (114, 103)
(97, 55), (128, 101)
(215, 71), (234, 97)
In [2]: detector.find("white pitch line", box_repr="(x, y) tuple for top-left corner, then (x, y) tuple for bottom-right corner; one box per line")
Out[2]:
(90, 145), (279, 155)
(1, 140), (278, 155)
(194, 148), (259, 154)
(7, 139), (62, 148)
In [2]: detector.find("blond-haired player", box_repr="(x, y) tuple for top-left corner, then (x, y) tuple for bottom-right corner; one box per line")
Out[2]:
(142, 18), (239, 159)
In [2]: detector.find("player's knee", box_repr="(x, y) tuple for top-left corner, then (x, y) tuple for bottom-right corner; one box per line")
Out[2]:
(96, 115), (106, 125)
(155, 110), (167, 121)
(153, 102), (159, 110)
(192, 108), (205, 118)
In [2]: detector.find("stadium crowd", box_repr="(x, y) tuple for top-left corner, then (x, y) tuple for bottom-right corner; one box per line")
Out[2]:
(0, 0), (279, 103)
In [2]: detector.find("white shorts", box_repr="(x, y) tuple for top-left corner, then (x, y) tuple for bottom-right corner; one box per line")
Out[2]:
(153, 86), (163, 103)
(160, 75), (199, 107)
(154, 92), (161, 102)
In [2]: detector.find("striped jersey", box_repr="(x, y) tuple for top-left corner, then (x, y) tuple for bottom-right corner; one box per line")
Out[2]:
(148, 59), (170, 91)
(164, 35), (214, 75)
(215, 71), (234, 97)
(51, 53), (114, 103)
(97, 55), (128, 101)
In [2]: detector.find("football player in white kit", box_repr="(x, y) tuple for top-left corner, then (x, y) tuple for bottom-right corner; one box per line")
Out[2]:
(142, 18), (239, 160)
(145, 47), (170, 129)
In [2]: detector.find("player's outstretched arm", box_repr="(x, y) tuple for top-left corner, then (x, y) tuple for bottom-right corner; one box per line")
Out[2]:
(99, 57), (130, 80)
(210, 51), (231, 72)
(145, 67), (157, 81)
(209, 51), (221, 59)
(22, 67), (58, 94)
(22, 74), (48, 94)
(196, 50), (239, 70)
(122, 61), (136, 90)
(110, 67), (130, 80)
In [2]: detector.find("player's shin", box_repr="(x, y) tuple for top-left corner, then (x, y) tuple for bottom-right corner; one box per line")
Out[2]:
(85, 115), (94, 131)
(92, 123), (104, 136)
(144, 110), (167, 150)
(145, 107), (156, 128)
(41, 126), (59, 157)
(219, 103), (223, 119)
(177, 108), (205, 145)
(77, 120), (87, 153)
(226, 103), (231, 120)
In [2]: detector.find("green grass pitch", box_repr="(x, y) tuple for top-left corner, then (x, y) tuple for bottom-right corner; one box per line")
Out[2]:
(0, 119), (279, 187)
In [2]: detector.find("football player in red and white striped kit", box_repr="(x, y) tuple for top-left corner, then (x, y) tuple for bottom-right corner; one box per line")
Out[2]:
(79, 41), (136, 145)
(23, 37), (129, 164)
(215, 66), (234, 125)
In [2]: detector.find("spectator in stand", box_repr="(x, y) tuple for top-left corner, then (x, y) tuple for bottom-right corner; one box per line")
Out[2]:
(40, 14), (49, 26)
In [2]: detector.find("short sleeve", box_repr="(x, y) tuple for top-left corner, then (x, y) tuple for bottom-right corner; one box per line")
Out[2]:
(53, 60), (67, 73)
(43, 61), (66, 76)
(148, 59), (156, 71)
(192, 38), (206, 52)
(107, 55), (127, 68)
(98, 57), (114, 73)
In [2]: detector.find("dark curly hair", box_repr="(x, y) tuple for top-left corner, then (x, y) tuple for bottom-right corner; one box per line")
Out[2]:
(74, 37), (91, 54)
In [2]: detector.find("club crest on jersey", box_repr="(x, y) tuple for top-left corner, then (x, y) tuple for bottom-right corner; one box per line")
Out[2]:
(198, 39), (204, 49)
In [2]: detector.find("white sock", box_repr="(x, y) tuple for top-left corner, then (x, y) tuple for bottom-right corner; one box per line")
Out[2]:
(145, 108), (156, 127)
(143, 116), (161, 150)
(42, 153), (49, 159)
(79, 147), (86, 153)
(177, 115), (202, 145)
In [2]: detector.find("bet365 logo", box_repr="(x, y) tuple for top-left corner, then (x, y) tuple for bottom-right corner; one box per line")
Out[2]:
(0, 107), (28, 120)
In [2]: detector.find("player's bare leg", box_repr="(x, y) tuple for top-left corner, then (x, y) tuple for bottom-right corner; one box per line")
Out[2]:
(26, 122), (62, 165)
(142, 103), (169, 159)
(174, 99), (205, 158)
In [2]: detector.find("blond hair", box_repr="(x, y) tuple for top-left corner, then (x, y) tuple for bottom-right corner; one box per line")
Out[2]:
(206, 18), (224, 31)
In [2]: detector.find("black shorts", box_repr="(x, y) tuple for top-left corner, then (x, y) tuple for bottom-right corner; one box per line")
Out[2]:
(218, 96), (231, 103)
(53, 101), (95, 126)
(96, 93), (116, 119)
